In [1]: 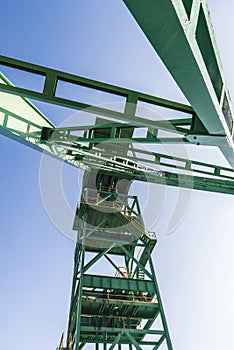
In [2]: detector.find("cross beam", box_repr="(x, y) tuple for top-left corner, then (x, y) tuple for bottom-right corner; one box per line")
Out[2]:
(0, 55), (194, 131)
(123, 0), (234, 168)
(1, 58), (234, 195)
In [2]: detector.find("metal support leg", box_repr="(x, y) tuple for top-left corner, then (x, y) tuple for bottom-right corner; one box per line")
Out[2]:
(109, 332), (122, 350)
(74, 214), (87, 350)
(147, 248), (173, 350)
(125, 332), (142, 350)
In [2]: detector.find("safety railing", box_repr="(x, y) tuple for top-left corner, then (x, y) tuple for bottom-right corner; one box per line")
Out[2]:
(82, 290), (157, 304)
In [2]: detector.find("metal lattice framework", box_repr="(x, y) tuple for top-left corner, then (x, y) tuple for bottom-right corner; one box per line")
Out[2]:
(1, 1), (234, 350)
(66, 187), (172, 350)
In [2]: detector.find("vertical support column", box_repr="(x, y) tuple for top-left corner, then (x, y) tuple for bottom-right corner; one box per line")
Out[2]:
(74, 213), (87, 350)
(147, 248), (173, 350)
(66, 243), (82, 346)
(124, 93), (138, 118)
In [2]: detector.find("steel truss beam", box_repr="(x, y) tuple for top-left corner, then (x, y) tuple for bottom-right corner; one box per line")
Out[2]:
(41, 120), (191, 145)
(40, 121), (234, 177)
(123, 0), (234, 168)
(41, 120), (228, 147)
(1, 53), (227, 147)
(1, 59), (234, 195)
(41, 128), (234, 195)
(1, 58), (234, 196)
(97, 168), (234, 196)
(0, 55), (193, 130)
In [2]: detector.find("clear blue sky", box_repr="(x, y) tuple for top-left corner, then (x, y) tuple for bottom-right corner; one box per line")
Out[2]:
(1, 1), (234, 350)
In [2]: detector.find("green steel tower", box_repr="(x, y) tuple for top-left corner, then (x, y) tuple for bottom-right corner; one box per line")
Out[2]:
(61, 121), (173, 349)
(64, 183), (171, 350)
(1, 1), (234, 350)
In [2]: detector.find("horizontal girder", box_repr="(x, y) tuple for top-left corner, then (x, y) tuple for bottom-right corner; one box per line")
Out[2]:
(1, 59), (234, 195)
(0, 55), (193, 128)
(123, 0), (234, 168)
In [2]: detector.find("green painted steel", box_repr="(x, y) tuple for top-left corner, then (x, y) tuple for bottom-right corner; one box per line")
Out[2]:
(64, 185), (171, 350)
(1, 2), (234, 350)
(63, 118), (172, 349)
(123, 0), (234, 169)
(1, 59), (234, 197)
(0, 72), (54, 128)
(0, 55), (193, 127)
(83, 274), (154, 293)
(0, 71), (56, 155)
